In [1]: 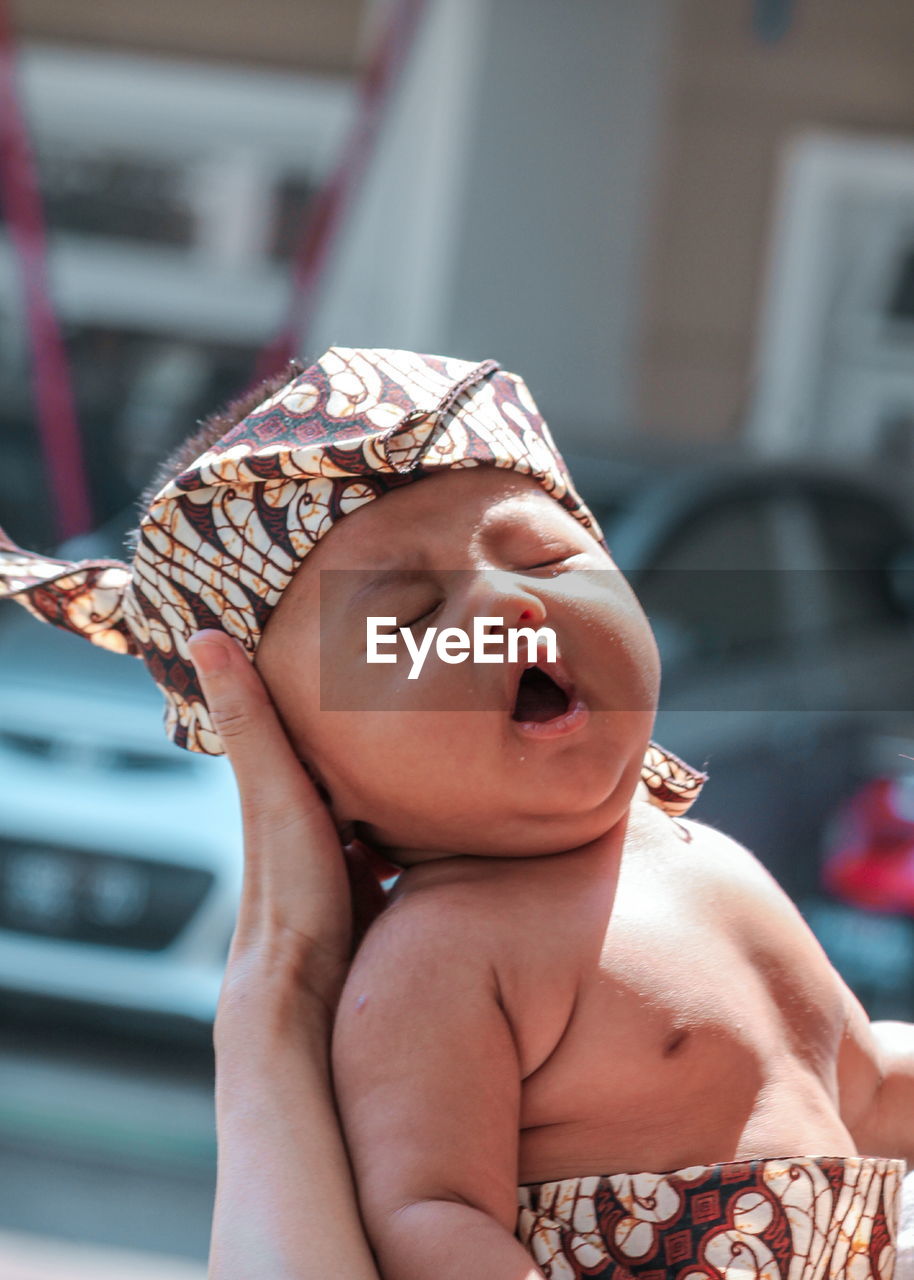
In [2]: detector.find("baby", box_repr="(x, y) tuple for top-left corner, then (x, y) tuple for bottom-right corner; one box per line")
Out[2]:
(1, 347), (911, 1280)
(276, 468), (912, 1280)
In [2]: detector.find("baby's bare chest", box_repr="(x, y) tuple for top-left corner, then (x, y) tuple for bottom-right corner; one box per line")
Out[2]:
(496, 819), (844, 1130)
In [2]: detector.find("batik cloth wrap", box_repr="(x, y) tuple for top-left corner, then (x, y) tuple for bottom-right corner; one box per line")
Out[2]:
(0, 344), (707, 804)
(517, 1157), (905, 1280)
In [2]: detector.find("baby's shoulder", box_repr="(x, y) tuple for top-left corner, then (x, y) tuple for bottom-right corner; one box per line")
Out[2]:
(349, 873), (505, 990)
(346, 865), (575, 1076)
(671, 812), (782, 882)
(384, 856), (556, 938)
(663, 811), (810, 926)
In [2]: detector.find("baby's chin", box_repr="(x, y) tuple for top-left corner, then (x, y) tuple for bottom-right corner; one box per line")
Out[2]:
(362, 797), (632, 866)
(353, 734), (650, 862)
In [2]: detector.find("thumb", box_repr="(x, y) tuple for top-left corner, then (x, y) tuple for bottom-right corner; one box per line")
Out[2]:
(187, 629), (333, 837)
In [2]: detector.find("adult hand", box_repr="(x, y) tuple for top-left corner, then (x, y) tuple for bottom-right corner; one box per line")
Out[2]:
(192, 628), (392, 1280)
(187, 628), (390, 1019)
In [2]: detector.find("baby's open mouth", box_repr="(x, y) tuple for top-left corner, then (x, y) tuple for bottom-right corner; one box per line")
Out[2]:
(511, 665), (572, 723)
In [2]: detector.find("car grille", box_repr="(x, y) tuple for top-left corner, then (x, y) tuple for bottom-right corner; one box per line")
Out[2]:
(0, 838), (213, 951)
(0, 729), (186, 773)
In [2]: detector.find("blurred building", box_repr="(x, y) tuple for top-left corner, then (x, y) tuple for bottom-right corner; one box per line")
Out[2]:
(315, 0), (914, 460)
(637, 0), (914, 456)
(10, 0), (364, 72)
(0, 0), (364, 549)
(2, 0), (914, 550)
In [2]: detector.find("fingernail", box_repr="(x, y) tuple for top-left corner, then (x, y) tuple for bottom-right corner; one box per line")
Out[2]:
(188, 639), (228, 675)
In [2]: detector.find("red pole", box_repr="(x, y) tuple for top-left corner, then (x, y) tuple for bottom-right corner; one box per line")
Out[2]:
(0, 0), (93, 541)
(256, 0), (429, 381)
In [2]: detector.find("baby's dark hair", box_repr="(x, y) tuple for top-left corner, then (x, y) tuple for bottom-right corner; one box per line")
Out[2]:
(125, 359), (305, 555)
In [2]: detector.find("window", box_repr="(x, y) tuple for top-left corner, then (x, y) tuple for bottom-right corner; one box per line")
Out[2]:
(0, 46), (353, 546)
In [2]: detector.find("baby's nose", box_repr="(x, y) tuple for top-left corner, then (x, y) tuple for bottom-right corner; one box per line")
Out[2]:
(469, 570), (548, 631)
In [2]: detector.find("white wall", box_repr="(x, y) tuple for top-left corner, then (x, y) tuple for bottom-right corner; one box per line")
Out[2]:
(310, 0), (675, 449)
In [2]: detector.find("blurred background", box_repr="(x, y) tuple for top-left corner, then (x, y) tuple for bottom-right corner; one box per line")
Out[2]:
(2, 0), (914, 1273)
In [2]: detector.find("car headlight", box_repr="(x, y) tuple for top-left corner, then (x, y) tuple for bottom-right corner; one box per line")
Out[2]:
(0, 839), (213, 951)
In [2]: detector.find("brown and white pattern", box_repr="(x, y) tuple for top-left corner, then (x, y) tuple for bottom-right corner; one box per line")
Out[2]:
(516, 1156), (905, 1280)
(640, 742), (707, 818)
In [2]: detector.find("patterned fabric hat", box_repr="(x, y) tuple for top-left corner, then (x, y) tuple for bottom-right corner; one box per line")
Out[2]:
(0, 346), (707, 812)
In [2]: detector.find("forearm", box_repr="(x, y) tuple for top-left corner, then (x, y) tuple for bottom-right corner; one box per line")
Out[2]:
(373, 1197), (545, 1280)
(858, 1021), (914, 1167)
(209, 949), (381, 1280)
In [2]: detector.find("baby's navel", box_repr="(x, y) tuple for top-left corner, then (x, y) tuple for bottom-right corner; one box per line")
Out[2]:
(663, 1028), (690, 1057)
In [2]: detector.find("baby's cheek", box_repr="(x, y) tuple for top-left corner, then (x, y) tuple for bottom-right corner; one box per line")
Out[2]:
(636, 624), (662, 701)
(608, 592), (661, 704)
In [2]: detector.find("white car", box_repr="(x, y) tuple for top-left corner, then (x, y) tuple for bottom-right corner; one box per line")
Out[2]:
(0, 596), (243, 1035)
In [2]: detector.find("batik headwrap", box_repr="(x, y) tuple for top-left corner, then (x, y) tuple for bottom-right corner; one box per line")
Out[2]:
(0, 346), (708, 812)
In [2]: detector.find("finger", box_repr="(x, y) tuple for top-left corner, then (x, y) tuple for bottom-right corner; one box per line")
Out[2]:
(187, 629), (336, 842)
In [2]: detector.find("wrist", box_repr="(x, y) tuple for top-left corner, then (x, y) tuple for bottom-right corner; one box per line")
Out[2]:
(215, 932), (346, 1042)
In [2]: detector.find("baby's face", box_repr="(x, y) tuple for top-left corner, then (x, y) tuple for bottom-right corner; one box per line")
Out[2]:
(255, 467), (660, 861)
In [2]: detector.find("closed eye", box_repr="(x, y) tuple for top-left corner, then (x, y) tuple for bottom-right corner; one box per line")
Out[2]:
(523, 552), (582, 573)
(401, 601), (442, 629)
(399, 552), (582, 625)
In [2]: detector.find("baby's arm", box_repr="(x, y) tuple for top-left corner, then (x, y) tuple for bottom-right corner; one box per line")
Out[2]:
(838, 985), (914, 1166)
(331, 889), (547, 1280)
